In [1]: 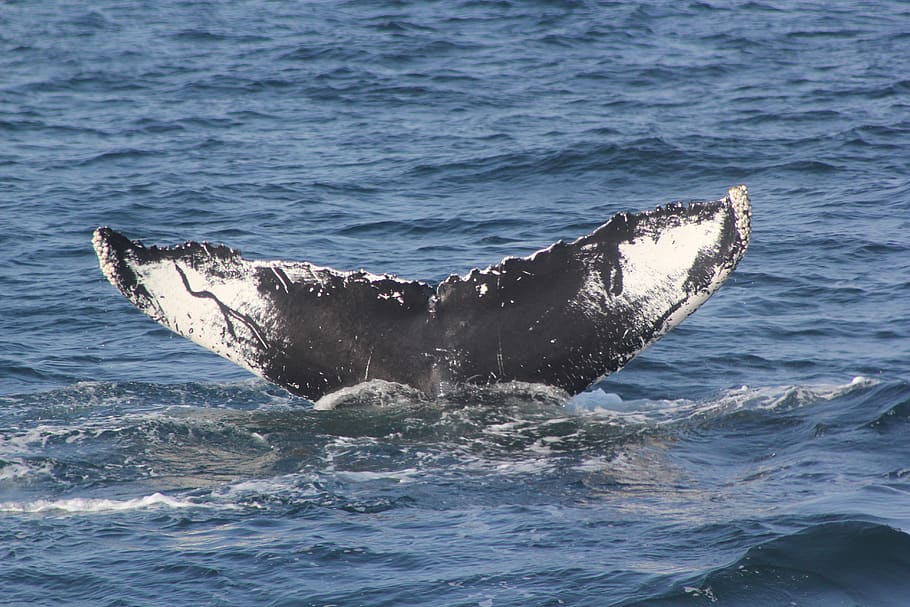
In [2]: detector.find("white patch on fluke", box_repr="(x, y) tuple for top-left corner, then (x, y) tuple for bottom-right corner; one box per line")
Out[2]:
(570, 214), (726, 328)
(616, 218), (724, 319)
(569, 186), (751, 386)
(134, 258), (278, 375)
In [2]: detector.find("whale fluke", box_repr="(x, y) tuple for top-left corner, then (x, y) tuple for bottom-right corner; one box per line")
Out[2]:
(93, 185), (751, 401)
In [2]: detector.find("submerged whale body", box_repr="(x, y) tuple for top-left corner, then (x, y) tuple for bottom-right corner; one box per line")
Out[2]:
(93, 186), (751, 401)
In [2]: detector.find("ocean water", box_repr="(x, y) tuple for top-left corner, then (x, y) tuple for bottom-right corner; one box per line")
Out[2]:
(1, 0), (909, 605)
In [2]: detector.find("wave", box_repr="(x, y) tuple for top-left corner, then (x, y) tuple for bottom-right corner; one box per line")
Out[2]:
(1, 377), (894, 506)
(570, 376), (878, 426)
(404, 137), (710, 184)
(0, 492), (202, 515)
(633, 521), (910, 607)
(863, 384), (910, 433)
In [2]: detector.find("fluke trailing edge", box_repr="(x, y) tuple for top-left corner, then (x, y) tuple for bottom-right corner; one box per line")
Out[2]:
(93, 185), (751, 401)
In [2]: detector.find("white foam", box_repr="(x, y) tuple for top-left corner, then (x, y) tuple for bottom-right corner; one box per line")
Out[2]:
(314, 379), (426, 410)
(569, 377), (878, 425)
(208, 474), (324, 505)
(0, 492), (199, 515)
(717, 376), (878, 412)
(333, 468), (421, 483)
(569, 389), (625, 410)
(0, 459), (52, 482)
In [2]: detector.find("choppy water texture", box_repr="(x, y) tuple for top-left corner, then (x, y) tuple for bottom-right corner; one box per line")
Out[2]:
(2, 1), (909, 605)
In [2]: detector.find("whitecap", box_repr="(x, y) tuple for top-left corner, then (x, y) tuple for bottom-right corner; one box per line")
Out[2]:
(0, 492), (203, 515)
(567, 376), (879, 426)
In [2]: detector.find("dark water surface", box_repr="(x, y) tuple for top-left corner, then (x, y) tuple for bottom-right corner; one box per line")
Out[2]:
(2, 1), (909, 605)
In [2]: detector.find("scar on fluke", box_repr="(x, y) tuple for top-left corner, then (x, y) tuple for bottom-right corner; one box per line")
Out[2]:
(93, 185), (751, 402)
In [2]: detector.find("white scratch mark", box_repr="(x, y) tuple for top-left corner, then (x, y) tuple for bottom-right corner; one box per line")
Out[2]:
(271, 267), (290, 293)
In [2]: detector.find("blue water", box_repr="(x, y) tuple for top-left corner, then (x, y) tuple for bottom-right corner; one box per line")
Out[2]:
(2, 1), (909, 605)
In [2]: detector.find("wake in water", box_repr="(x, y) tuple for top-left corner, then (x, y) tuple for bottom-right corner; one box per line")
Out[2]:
(0, 376), (890, 513)
(3, 377), (908, 606)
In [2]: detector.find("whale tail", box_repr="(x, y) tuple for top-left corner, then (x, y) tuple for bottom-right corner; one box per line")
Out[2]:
(93, 185), (751, 400)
